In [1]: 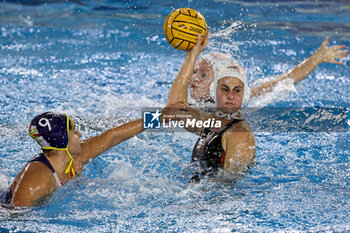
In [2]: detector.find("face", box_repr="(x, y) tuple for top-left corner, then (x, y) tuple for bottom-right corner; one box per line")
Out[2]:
(216, 77), (244, 114)
(68, 119), (82, 156)
(189, 59), (214, 101)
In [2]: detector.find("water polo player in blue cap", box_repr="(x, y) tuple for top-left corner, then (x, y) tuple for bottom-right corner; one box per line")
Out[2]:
(3, 112), (143, 207)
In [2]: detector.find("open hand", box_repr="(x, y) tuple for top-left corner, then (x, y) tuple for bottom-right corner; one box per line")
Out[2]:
(315, 38), (348, 65)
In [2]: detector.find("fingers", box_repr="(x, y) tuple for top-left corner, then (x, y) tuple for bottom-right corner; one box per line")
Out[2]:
(332, 60), (345, 65)
(196, 32), (209, 46)
(335, 54), (348, 60)
(203, 31), (209, 45)
(331, 44), (346, 51)
(334, 47), (348, 61)
(322, 37), (330, 47)
(196, 34), (202, 44)
(192, 32), (209, 53)
(330, 54), (347, 65)
(331, 54), (346, 65)
(335, 49), (349, 56)
(319, 38), (347, 65)
(192, 34), (203, 49)
(188, 34), (203, 54)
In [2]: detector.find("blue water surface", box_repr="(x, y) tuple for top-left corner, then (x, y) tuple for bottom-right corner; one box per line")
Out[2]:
(0, 0), (349, 232)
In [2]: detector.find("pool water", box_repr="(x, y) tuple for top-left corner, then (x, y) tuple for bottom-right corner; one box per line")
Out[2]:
(0, 0), (349, 232)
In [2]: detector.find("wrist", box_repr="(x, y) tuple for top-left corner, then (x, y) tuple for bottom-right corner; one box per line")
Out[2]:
(310, 50), (323, 65)
(186, 50), (200, 63)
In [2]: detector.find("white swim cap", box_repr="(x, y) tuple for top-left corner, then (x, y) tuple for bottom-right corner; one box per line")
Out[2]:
(210, 65), (251, 105)
(200, 52), (236, 75)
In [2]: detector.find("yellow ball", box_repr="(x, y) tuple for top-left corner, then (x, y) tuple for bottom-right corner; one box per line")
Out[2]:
(163, 8), (207, 51)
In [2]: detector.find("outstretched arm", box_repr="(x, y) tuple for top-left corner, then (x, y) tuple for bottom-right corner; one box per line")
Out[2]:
(78, 119), (144, 165)
(250, 38), (348, 98)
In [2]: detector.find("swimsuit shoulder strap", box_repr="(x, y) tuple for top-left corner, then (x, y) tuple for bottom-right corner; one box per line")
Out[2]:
(224, 118), (243, 129)
(30, 153), (62, 187)
(215, 118), (243, 136)
(30, 153), (55, 173)
(206, 118), (243, 146)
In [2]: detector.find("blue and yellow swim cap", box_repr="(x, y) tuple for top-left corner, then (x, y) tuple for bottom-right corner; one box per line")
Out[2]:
(29, 112), (76, 179)
(29, 112), (69, 149)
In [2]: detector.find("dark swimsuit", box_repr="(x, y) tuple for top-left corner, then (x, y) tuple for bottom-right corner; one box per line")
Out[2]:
(190, 119), (243, 182)
(1, 153), (60, 205)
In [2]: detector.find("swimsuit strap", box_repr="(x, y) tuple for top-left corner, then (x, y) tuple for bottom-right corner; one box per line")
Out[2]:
(30, 153), (62, 187)
(222, 118), (243, 131)
(214, 118), (243, 139)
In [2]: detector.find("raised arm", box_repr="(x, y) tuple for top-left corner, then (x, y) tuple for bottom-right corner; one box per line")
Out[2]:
(166, 34), (209, 105)
(163, 34), (210, 134)
(250, 38), (348, 98)
(78, 118), (144, 165)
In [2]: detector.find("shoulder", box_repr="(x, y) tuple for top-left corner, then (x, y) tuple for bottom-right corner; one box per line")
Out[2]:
(229, 120), (253, 133)
(222, 120), (254, 136)
(11, 162), (58, 206)
(222, 120), (255, 148)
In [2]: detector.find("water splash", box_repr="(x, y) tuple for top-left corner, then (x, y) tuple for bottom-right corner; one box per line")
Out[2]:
(0, 173), (8, 191)
(207, 21), (244, 55)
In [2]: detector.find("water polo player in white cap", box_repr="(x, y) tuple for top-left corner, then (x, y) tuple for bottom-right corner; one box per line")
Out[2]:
(2, 112), (144, 207)
(163, 34), (256, 181)
(189, 38), (348, 105)
(165, 33), (347, 181)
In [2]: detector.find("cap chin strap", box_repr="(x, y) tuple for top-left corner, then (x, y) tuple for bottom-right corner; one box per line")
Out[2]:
(64, 149), (75, 179)
(41, 147), (76, 179)
(215, 110), (242, 120)
(64, 114), (75, 179)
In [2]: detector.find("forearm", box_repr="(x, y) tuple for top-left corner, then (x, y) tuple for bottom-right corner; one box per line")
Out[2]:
(251, 53), (321, 98)
(162, 103), (207, 134)
(166, 34), (208, 105)
(166, 51), (199, 105)
(103, 118), (144, 147)
(281, 51), (322, 83)
(80, 118), (144, 163)
(250, 38), (348, 99)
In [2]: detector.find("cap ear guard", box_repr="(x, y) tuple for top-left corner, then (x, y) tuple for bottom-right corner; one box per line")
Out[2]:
(210, 81), (216, 102)
(243, 85), (251, 105)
